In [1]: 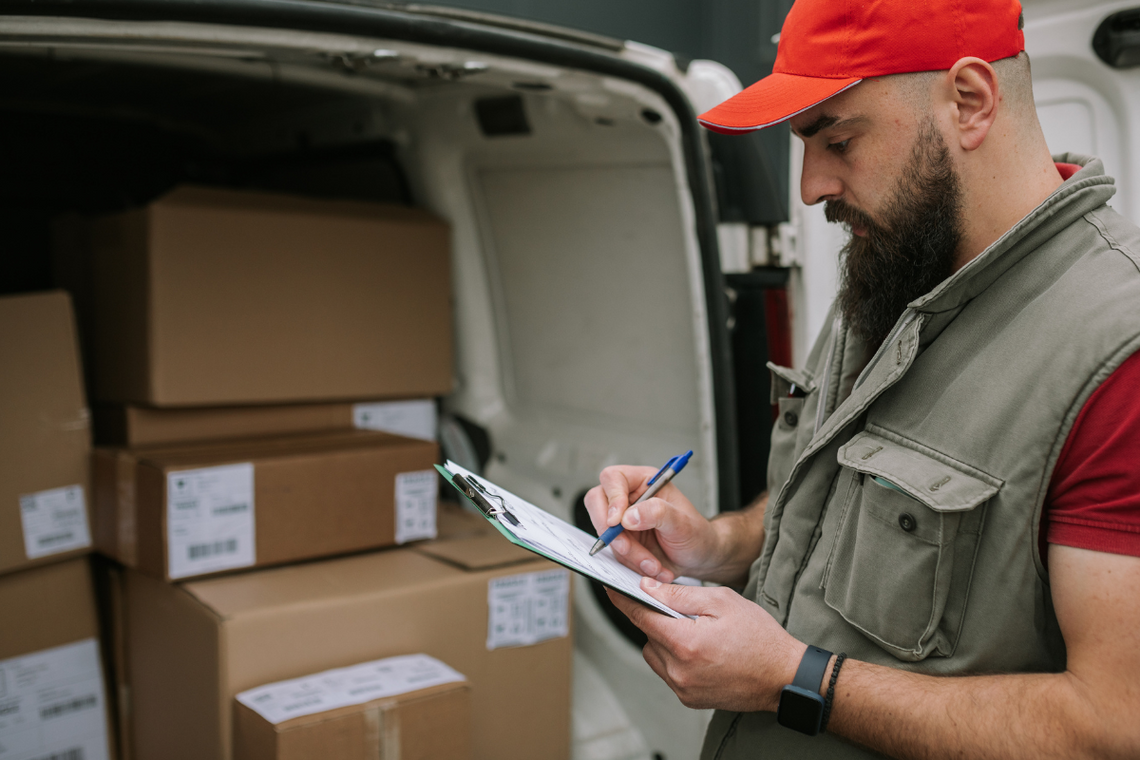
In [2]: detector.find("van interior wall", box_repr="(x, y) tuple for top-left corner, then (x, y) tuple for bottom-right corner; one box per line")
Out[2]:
(0, 42), (714, 758)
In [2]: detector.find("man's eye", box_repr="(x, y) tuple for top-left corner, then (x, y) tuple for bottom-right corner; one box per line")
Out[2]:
(830, 139), (851, 153)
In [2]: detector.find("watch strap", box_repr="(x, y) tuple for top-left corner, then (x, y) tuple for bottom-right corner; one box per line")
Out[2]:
(792, 645), (832, 694)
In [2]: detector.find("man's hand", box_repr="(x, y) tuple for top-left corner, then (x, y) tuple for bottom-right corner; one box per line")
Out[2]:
(584, 465), (717, 583)
(605, 579), (804, 712)
(606, 545), (1140, 759)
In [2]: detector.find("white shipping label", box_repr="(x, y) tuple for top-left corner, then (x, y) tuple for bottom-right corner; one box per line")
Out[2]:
(353, 400), (437, 441)
(395, 470), (438, 544)
(487, 569), (571, 650)
(166, 463), (255, 580)
(0, 639), (110, 760)
(19, 485), (91, 560)
(236, 654), (466, 725)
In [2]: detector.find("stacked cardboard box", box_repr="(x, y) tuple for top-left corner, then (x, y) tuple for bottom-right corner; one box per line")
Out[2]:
(94, 398), (438, 447)
(0, 293), (117, 760)
(118, 535), (571, 760)
(78, 186), (453, 407)
(93, 430), (440, 581)
(54, 186), (573, 760)
(0, 560), (116, 760)
(0, 292), (93, 575)
(233, 654), (472, 760)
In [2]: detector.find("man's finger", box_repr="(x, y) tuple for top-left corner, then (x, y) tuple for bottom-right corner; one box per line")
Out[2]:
(641, 577), (721, 617)
(598, 465), (656, 527)
(622, 496), (680, 537)
(605, 588), (675, 638)
(642, 640), (670, 684)
(599, 467), (635, 526)
(583, 485), (610, 534)
(609, 535), (676, 583)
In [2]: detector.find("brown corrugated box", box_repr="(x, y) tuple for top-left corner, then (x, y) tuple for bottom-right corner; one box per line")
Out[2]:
(93, 398), (437, 448)
(79, 185), (453, 407)
(93, 430), (440, 581)
(0, 559), (114, 760)
(93, 403), (356, 447)
(122, 539), (571, 760)
(233, 666), (471, 760)
(0, 291), (93, 576)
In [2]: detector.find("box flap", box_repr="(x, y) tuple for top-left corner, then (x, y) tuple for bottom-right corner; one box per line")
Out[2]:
(181, 549), (455, 618)
(415, 534), (536, 571)
(435, 502), (496, 541)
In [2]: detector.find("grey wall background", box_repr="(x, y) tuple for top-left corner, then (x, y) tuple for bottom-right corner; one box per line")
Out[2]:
(409, 0), (796, 208)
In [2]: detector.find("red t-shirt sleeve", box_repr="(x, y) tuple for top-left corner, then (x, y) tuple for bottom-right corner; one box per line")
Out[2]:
(1045, 349), (1140, 558)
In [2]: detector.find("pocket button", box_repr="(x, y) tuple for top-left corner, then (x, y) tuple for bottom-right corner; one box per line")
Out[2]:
(898, 512), (917, 532)
(784, 411), (799, 428)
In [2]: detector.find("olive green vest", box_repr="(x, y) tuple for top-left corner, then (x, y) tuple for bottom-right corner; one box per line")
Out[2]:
(702, 155), (1140, 759)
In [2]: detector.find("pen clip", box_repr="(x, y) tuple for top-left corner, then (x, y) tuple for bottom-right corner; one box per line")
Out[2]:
(648, 456), (679, 486)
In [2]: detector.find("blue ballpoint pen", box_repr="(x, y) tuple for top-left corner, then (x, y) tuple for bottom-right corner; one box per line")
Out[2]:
(589, 450), (693, 556)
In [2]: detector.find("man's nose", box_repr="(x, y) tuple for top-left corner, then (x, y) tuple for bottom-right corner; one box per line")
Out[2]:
(799, 151), (844, 206)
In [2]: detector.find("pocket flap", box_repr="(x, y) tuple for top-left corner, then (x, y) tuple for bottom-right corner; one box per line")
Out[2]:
(838, 429), (1002, 512)
(767, 362), (816, 404)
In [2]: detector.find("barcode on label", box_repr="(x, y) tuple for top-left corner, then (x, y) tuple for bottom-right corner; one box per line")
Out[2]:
(188, 539), (238, 560)
(31, 749), (83, 760)
(40, 695), (97, 719)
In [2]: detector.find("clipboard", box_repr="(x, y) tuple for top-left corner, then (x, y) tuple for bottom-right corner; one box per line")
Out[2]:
(436, 461), (688, 619)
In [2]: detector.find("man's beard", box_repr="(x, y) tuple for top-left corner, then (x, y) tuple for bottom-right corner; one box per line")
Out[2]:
(827, 121), (963, 348)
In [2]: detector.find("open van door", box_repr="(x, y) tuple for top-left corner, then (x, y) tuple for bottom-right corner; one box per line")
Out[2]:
(0, 3), (790, 757)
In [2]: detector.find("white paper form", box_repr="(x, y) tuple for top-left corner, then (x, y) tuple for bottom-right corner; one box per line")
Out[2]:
(442, 461), (690, 619)
(0, 639), (111, 760)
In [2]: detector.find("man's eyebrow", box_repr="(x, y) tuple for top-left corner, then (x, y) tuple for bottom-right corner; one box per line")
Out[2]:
(794, 114), (868, 138)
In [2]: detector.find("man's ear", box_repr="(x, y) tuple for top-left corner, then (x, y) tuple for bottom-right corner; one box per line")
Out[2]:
(944, 57), (998, 152)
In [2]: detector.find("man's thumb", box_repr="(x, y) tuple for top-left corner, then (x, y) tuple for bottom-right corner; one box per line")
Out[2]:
(641, 577), (713, 616)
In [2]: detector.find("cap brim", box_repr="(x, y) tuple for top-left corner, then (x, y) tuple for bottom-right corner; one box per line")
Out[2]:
(698, 72), (862, 135)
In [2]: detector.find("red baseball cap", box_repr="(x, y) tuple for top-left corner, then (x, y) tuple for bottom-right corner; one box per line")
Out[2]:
(699, 0), (1025, 134)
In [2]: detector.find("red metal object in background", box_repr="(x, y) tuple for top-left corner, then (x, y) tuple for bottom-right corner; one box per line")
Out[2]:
(764, 287), (793, 369)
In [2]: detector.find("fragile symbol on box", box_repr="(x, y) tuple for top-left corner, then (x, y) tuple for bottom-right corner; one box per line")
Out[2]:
(18, 484), (91, 560)
(486, 569), (570, 650)
(166, 463), (256, 579)
(395, 470), (438, 544)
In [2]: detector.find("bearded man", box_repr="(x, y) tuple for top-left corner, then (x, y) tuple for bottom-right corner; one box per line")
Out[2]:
(584, 0), (1140, 757)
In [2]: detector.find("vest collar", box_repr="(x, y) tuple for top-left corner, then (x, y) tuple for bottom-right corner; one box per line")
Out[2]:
(908, 154), (1116, 316)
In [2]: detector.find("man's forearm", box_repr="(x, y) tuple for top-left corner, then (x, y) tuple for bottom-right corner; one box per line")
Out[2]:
(828, 658), (1139, 760)
(699, 493), (767, 587)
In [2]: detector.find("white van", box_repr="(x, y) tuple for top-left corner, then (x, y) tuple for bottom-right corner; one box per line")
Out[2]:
(0, 2), (1135, 759)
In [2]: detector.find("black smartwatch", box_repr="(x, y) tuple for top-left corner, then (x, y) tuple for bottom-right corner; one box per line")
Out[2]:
(776, 645), (832, 735)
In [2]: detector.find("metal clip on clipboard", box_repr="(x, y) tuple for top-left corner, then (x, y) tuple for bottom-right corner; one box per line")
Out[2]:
(451, 473), (521, 526)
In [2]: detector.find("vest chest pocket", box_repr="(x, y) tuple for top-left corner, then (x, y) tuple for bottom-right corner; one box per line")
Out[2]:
(822, 428), (1002, 662)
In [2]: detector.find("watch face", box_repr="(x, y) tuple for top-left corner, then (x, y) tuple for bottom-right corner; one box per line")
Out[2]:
(777, 685), (825, 735)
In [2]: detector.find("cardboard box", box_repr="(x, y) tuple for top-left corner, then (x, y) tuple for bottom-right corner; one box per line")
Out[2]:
(233, 655), (471, 760)
(94, 398), (437, 447)
(0, 291), (93, 576)
(122, 538), (572, 760)
(80, 185), (453, 406)
(93, 430), (440, 581)
(0, 559), (114, 760)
